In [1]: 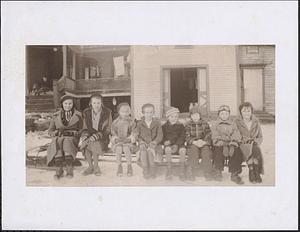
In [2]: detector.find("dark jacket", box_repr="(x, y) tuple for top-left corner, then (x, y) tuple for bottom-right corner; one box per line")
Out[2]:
(81, 106), (112, 147)
(185, 119), (212, 145)
(135, 118), (163, 145)
(162, 121), (186, 146)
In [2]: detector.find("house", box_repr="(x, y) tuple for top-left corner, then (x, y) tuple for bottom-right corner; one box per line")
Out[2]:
(26, 45), (275, 121)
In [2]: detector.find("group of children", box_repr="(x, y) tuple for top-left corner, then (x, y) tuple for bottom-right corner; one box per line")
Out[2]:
(47, 93), (264, 185)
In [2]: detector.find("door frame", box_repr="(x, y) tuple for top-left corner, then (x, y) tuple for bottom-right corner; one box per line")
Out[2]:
(240, 64), (266, 112)
(160, 65), (210, 117)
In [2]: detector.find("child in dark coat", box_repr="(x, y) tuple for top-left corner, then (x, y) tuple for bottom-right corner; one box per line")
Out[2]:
(135, 103), (163, 179)
(110, 103), (136, 177)
(162, 107), (186, 180)
(79, 93), (112, 176)
(235, 102), (264, 183)
(211, 105), (244, 184)
(47, 95), (82, 179)
(185, 105), (214, 181)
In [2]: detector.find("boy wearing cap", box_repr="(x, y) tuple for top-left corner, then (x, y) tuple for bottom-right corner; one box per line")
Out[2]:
(47, 95), (83, 179)
(185, 105), (214, 181)
(80, 93), (112, 176)
(110, 102), (137, 177)
(162, 107), (186, 180)
(135, 103), (163, 179)
(211, 105), (244, 184)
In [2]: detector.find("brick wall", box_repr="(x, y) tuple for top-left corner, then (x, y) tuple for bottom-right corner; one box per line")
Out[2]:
(131, 45), (239, 119)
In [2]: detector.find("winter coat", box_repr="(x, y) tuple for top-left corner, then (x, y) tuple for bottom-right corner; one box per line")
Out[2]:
(235, 115), (263, 146)
(185, 119), (212, 146)
(162, 121), (186, 147)
(47, 109), (82, 165)
(211, 118), (241, 146)
(135, 118), (163, 146)
(110, 116), (137, 152)
(80, 106), (112, 152)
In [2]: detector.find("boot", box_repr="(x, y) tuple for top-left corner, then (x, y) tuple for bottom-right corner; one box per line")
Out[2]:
(54, 158), (64, 180)
(248, 164), (256, 183)
(117, 164), (123, 177)
(254, 164), (262, 183)
(127, 164), (133, 177)
(214, 169), (223, 182)
(65, 156), (74, 178)
(165, 165), (172, 180)
(231, 173), (244, 185)
(82, 166), (94, 176)
(186, 166), (195, 181)
(93, 166), (102, 176)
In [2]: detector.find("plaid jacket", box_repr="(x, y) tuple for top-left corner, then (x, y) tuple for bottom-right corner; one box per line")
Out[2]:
(185, 119), (212, 145)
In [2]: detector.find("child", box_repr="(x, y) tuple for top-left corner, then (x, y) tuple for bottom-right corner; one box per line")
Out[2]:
(31, 82), (39, 96)
(185, 105), (213, 181)
(135, 103), (163, 179)
(162, 107), (186, 180)
(110, 103), (136, 177)
(47, 95), (82, 179)
(80, 93), (112, 176)
(211, 105), (244, 185)
(235, 102), (264, 183)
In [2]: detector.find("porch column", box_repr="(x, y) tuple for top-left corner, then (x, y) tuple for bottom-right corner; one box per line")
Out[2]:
(62, 45), (67, 76)
(72, 53), (76, 80)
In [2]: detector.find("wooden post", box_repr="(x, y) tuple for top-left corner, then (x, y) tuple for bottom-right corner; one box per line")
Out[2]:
(62, 45), (67, 76)
(72, 52), (76, 80)
(53, 79), (60, 109)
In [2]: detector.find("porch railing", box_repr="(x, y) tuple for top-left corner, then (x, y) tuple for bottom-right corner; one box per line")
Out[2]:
(75, 78), (131, 92)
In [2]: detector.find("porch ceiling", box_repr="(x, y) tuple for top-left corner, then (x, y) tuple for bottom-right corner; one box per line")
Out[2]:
(69, 45), (130, 54)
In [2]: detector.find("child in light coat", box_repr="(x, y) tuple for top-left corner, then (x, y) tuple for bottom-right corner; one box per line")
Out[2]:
(110, 103), (136, 177)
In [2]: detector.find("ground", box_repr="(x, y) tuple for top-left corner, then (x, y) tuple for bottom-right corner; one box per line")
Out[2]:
(26, 124), (275, 186)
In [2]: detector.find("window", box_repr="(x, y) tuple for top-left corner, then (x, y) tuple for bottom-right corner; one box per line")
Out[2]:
(246, 46), (259, 54)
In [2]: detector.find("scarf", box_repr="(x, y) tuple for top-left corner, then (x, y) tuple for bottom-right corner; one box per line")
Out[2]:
(61, 108), (74, 126)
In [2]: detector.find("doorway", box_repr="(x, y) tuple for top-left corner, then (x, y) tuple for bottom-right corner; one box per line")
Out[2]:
(242, 68), (264, 111)
(170, 68), (198, 112)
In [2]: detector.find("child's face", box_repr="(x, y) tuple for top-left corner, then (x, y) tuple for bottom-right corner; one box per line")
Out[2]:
(191, 113), (200, 122)
(62, 99), (73, 111)
(119, 106), (130, 118)
(91, 97), (102, 113)
(168, 113), (179, 125)
(219, 111), (230, 121)
(42, 77), (47, 82)
(241, 107), (252, 120)
(143, 107), (154, 121)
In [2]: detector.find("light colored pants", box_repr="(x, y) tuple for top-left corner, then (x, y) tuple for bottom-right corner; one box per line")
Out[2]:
(115, 145), (132, 165)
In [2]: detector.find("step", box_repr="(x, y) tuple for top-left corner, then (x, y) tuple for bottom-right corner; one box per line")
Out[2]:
(26, 98), (54, 104)
(26, 95), (53, 100)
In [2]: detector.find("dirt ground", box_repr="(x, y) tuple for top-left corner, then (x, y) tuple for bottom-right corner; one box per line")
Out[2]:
(26, 123), (275, 187)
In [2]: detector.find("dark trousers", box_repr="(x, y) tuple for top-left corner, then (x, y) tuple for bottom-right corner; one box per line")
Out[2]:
(246, 144), (264, 174)
(213, 146), (243, 174)
(187, 145), (213, 174)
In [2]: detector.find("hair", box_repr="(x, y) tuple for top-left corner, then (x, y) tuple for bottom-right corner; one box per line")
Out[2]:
(117, 102), (131, 112)
(89, 93), (103, 106)
(239, 102), (254, 115)
(141, 103), (155, 113)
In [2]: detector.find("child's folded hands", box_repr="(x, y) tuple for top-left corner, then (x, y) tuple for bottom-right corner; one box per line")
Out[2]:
(193, 139), (207, 148)
(164, 140), (171, 146)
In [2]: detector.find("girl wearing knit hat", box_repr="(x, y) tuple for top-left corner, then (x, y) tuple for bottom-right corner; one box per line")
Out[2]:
(162, 107), (186, 181)
(211, 105), (244, 185)
(47, 95), (83, 180)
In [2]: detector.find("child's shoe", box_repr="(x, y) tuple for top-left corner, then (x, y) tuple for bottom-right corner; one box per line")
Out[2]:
(117, 164), (123, 176)
(186, 166), (195, 181)
(253, 164), (262, 183)
(231, 173), (244, 185)
(248, 165), (256, 183)
(214, 169), (223, 181)
(54, 166), (64, 180)
(127, 164), (133, 176)
(165, 166), (172, 180)
(94, 167), (102, 176)
(82, 167), (94, 176)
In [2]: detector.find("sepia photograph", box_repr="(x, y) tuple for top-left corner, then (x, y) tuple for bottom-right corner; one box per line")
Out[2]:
(2, 1), (297, 230)
(25, 45), (276, 187)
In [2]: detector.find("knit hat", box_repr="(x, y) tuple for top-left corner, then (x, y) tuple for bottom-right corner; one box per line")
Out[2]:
(165, 107), (180, 118)
(189, 105), (201, 115)
(60, 94), (74, 104)
(218, 105), (230, 115)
